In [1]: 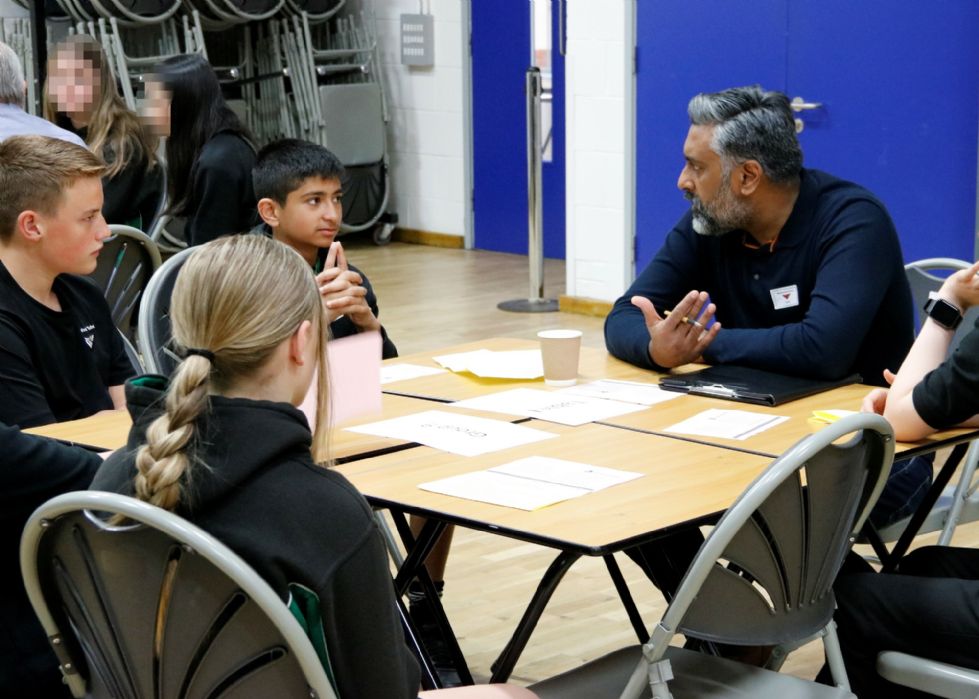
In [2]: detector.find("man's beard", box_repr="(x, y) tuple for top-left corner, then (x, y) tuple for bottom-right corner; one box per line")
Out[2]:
(686, 174), (751, 237)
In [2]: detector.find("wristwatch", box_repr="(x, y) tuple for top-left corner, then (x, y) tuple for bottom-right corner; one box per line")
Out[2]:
(923, 292), (963, 330)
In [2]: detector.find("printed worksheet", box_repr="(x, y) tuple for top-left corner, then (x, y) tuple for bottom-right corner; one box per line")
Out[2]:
(419, 456), (642, 510)
(664, 408), (789, 440)
(558, 379), (683, 406)
(453, 388), (646, 426)
(345, 409), (557, 456)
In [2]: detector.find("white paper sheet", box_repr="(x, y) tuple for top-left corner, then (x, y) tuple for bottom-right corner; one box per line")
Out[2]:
(664, 408), (789, 441)
(418, 456), (642, 510)
(380, 363), (448, 385)
(344, 409), (557, 456)
(453, 388), (646, 426)
(558, 379), (683, 406)
(433, 350), (491, 372)
(432, 349), (544, 379)
(419, 471), (587, 510)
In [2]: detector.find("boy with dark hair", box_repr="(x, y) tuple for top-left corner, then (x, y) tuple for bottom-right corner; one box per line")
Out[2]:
(252, 138), (397, 358)
(0, 135), (134, 428)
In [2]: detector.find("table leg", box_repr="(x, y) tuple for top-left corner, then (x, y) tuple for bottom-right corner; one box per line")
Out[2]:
(390, 511), (475, 686)
(489, 550), (581, 683)
(604, 553), (650, 643)
(878, 442), (968, 572)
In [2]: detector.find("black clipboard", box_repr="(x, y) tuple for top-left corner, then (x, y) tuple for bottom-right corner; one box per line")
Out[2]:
(658, 365), (861, 407)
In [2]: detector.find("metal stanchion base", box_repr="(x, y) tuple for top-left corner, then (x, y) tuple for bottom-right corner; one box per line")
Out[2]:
(497, 298), (560, 313)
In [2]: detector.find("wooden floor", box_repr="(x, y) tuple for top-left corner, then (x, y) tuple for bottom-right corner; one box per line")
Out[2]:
(344, 236), (979, 688)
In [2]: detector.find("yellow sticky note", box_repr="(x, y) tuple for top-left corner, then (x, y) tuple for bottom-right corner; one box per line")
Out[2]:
(811, 409), (858, 424)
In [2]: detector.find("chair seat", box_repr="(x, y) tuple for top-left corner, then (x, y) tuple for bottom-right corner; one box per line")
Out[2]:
(878, 651), (979, 699)
(530, 646), (855, 699)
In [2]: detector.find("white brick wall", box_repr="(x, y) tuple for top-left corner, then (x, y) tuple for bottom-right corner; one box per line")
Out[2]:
(346, 0), (636, 298)
(348, 0), (467, 238)
(564, 0), (632, 301)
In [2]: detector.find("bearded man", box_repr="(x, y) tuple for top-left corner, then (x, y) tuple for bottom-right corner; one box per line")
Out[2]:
(605, 85), (913, 384)
(605, 86), (920, 601)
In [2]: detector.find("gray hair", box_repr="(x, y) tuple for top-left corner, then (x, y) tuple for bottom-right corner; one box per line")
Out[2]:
(0, 41), (25, 105)
(688, 85), (802, 184)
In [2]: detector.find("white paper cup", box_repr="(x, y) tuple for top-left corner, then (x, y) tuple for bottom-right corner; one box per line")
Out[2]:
(538, 329), (582, 386)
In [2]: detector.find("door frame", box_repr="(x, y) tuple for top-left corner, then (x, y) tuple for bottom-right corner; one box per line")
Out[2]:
(462, 0), (474, 249)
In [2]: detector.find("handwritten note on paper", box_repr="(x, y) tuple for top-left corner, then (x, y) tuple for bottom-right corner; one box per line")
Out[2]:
(664, 408), (789, 441)
(344, 409), (557, 456)
(380, 363), (448, 385)
(558, 379), (683, 406)
(453, 388), (646, 426)
(419, 456), (643, 510)
(433, 349), (544, 379)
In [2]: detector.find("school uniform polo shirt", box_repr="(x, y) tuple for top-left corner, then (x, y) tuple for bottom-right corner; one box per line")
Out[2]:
(0, 262), (135, 428)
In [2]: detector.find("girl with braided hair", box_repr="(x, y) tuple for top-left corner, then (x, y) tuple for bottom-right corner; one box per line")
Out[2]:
(91, 235), (538, 699)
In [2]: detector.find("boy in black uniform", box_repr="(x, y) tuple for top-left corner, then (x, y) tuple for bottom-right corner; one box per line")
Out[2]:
(252, 138), (397, 358)
(0, 135), (134, 428)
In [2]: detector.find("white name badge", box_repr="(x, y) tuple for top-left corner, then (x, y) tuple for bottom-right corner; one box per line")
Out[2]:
(770, 284), (800, 310)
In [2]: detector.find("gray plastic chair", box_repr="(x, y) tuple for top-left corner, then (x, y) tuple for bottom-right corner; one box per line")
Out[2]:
(137, 246), (195, 376)
(877, 258), (979, 546)
(878, 651), (979, 699)
(118, 328), (145, 373)
(19, 490), (338, 699)
(88, 225), (162, 342)
(319, 82), (391, 236)
(530, 413), (895, 699)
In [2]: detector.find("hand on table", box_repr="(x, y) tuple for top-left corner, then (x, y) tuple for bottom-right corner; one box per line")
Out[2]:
(861, 368), (896, 415)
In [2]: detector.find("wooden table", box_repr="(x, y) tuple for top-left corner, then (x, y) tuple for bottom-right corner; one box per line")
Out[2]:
(24, 410), (132, 451)
(333, 393), (533, 461)
(381, 337), (651, 402)
(340, 422), (770, 552)
(599, 382), (979, 459)
(338, 422), (771, 681)
(21, 393), (526, 464)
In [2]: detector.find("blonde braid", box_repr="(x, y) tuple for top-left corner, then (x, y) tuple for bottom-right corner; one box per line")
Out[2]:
(133, 355), (211, 511)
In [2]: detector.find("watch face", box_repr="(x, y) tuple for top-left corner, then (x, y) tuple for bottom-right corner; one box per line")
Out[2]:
(927, 298), (963, 329)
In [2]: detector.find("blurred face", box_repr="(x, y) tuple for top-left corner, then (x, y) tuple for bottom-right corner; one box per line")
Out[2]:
(676, 124), (751, 236)
(48, 52), (99, 119)
(35, 177), (110, 275)
(274, 177), (343, 261)
(142, 80), (171, 137)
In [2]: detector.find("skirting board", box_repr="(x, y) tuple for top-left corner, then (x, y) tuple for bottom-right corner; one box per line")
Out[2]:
(391, 228), (464, 249)
(558, 295), (612, 318)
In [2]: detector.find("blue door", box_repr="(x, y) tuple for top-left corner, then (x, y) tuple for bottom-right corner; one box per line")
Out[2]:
(786, 1), (979, 263)
(471, 1), (566, 258)
(634, 1), (979, 270)
(634, 0), (786, 269)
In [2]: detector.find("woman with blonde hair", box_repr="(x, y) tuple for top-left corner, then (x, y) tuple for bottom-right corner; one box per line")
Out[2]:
(90, 235), (537, 699)
(44, 34), (162, 227)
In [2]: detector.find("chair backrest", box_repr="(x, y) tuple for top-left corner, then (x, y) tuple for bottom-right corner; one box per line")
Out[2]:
(905, 258), (979, 352)
(659, 413), (894, 650)
(319, 82), (385, 166)
(137, 247), (195, 376)
(20, 491), (338, 699)
(88, 225), (162, 342)
(118, 328), (145, 373)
